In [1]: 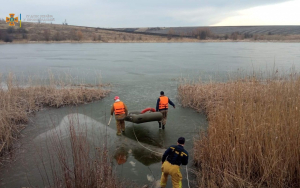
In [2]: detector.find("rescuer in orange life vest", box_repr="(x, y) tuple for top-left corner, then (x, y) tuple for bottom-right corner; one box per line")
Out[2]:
(110, 96), (128, 136)
(156, 91), (175, 129)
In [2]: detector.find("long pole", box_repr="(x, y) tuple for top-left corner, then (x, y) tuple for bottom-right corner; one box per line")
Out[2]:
(108, 115), (112, 126)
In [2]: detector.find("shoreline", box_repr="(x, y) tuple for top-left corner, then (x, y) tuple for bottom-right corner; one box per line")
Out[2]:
(1, 39), (300, 44)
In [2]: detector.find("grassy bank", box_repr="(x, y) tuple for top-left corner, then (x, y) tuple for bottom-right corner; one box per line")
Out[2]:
(2, 21), (300, 43)
(0, 21), (197, 43)
(0, 72), (110, 156)
(178, 73), (300, 187)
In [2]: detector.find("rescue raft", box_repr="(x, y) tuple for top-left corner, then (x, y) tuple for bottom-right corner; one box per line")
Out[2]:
(125, 108), (162, 124)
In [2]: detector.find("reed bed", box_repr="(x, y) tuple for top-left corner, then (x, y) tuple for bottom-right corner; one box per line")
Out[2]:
(178, 74), (300, 187)
(39, 114), (132, 188)
(0, 72), (110, 156)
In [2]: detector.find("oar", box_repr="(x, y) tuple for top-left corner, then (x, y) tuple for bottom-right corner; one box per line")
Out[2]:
(108, 115), (112, 126)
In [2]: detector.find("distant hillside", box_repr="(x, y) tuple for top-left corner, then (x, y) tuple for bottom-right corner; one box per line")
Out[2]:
(111, 26), (300, 35)
(0, 21), (197, 43)
(108, 25), (300, 41)
(1, 20), (299, 43)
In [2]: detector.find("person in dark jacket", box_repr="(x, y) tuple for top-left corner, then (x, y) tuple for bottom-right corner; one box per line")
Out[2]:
(160, 137), (188, 188)
(156, 91), (175, 129)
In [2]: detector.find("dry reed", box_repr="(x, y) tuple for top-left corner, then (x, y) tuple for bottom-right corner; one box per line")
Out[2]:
(0, 72), (110, 156)
(41, 114), (132, 188)
(178, 73), (300, 187)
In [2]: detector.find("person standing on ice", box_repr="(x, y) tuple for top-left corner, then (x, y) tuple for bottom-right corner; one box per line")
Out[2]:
(156, 91), (175, 129)
(110, 96), (128, 136)
(160, 137), (188, 188)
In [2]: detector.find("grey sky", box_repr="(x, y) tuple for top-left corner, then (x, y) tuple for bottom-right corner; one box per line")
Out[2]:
(0, 0), (294, 27)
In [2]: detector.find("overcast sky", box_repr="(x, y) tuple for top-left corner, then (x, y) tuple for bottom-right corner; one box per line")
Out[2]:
(1, 0), (300, 27)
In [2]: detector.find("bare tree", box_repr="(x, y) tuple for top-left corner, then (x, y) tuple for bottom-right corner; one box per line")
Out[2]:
(77, 31), (83, 41)
(231, 32), (238, 40)
(93, 33), (97, 41)
(53, 31), (61, 41)
(70, 30), (77, 41)
(192, 28), (212, 40)
(167, 29), (175, 40)
(43, 29), (51, 41)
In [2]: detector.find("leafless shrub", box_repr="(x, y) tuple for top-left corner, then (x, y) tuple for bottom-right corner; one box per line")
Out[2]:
(191, 28), (212, 40)
(167, 28), (175, 40)
(231, 32), (239, 40)
(77, 30), (83, 41)
(69, 29), (77, 41)
(52, 31), (61, 41)
(93, 33), (97, 41)
(43, 29), (50, 41)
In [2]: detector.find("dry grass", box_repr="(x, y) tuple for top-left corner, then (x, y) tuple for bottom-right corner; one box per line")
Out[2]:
(40, 114), (133, 188)
(0, 72), (110, 156)
(178, 73), (300, 187)
(0, 21), (198, 43)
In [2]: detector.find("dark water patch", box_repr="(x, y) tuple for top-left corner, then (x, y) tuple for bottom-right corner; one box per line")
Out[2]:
(45, 57), (97, 61)
(114, 60), (132, 62)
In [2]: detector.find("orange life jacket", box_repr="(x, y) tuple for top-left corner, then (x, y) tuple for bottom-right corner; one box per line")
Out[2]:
(114, 101), (125, 115)
(159, 96), (169, 110)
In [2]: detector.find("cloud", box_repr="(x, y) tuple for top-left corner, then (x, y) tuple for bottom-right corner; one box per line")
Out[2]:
(0, 0), (294, 27)
(213, 0), (300, 26)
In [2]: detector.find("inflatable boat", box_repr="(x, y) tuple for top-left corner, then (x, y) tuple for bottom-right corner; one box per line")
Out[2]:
(124, 108), (163, 124)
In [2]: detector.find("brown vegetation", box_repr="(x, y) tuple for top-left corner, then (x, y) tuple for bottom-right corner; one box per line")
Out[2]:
(189, 28), (213, 40)
(0, 21), (197, 43)
(43, 114), (132, 188)
(178, 73), (300, 187)
(0, 72), (110, 157)
(1, 20), (300, 43)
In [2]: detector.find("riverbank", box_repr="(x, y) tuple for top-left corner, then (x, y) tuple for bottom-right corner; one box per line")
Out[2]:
(1, 39), (300, 44)
(1, 21), (300, 44)
(0, 72), (110, 157)
(178, 72), (300, 187)
(0, 21), (198, 43)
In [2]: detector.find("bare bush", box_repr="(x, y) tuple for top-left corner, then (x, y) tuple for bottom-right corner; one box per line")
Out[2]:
(191, 28), (212, 40)
(43, 29), (50, 41)
(167, 28), (175, 40)
(52, 31), (61, 41)
(69, 29), (77, 41)
(77, 30), (83, 41)
(231, 32), (239, 40)
(93, 33), (97, 41)
(3, 34), (13, 42)
(7, 27), (15, 34)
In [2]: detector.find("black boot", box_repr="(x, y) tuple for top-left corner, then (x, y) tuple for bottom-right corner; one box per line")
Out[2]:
(159, 122), (161, 129)
(162, 124), (165, 129)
